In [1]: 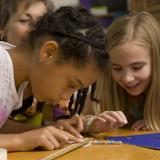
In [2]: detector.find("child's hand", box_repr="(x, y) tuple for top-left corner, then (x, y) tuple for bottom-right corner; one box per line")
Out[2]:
(17, 126), (83, 151)
(131, 119), (148, 131)
(90, 111), (128, 134)
(54, 114), (83, 139)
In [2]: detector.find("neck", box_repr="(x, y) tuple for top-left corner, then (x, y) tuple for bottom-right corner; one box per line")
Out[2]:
(8, 46), (32, 88)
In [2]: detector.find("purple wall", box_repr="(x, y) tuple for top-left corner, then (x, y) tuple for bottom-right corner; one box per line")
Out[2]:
(80, 0), (91, 9)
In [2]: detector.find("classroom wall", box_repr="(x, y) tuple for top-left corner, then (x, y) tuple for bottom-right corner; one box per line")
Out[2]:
(51, 0), (80, 10)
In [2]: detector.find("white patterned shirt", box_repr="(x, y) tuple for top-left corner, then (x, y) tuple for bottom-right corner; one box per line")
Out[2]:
(0, 41), (28, 128)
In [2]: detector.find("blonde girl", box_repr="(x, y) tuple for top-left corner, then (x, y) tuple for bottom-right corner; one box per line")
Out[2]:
(95, 12), (160, 131)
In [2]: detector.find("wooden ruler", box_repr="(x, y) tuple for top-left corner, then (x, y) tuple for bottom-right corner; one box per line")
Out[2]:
(39, 138), (91, 160)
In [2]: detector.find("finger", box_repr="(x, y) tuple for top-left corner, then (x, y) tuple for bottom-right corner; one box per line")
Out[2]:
(105, 111), (127, 124)
(60, 129), (84, 143)
(48, 126), (70, 142)
(98, 114), (117, 123)
(38, 133), (60, 150)
(142, 126), (148, 131)
(95, 116), (107, 123)
(131, 121), (139, 130)
(46, 133), (60, 149)
(64, 123), (83, 139)
(61, 115), (83, 138)
(134, 123), (146, 130)
(73, 114), (84, 133)
(131, 120), (145, 130)
(56, 125), (64, 130)
(116, 111), (128, 123)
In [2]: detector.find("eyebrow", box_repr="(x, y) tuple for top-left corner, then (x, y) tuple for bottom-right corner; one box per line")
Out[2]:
(27, 13), (34, 19)
(75, 78), (84, 89)
(112, 62), (146, 66)
(130, 62), (146, 66)
(112, 63), (120, 66)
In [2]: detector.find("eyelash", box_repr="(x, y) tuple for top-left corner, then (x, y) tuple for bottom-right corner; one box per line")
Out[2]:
(69, 82), (76, 90)
(113, 65), (144, 71)
(113, 68), (122, 71)
(19, 19), (30, 22)
(133, 66), (143, 70)
(19, 19), (33, 26)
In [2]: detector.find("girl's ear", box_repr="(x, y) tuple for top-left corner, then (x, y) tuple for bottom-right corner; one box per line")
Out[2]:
(39, 40), (59, 62)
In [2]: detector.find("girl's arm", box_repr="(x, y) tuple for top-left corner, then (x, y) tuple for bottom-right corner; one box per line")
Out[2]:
(0, 119), (39, 134)
(0, 134), (22, 151)
(0, 125), (83, 152)
(82, 111), (128, 134)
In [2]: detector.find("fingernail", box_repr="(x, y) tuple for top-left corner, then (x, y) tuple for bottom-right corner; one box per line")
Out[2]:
(78, 134), (83, 139)
(77, 138), (84, 142)
(67, 140), (75, 144)
(125, 120), (128, 124)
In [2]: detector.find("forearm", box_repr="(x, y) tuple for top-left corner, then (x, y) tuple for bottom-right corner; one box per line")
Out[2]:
(0, 134), (21, 152)
(0, 119), (39, 134)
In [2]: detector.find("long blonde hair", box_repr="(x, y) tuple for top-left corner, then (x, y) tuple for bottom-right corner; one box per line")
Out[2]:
(96, 12), (160, 131)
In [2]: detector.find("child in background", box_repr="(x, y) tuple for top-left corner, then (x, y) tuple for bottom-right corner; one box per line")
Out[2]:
(0, 0), (54, 126)
(0, 0), (53, 44)
(0, 6), (108, 151)
(94, 11), (160, 131)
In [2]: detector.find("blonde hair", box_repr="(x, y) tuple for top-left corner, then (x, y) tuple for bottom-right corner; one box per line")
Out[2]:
(96, 12), (160, 131)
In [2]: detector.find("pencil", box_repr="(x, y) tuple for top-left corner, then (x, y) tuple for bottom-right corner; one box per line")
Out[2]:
(40, 138), (91, 160)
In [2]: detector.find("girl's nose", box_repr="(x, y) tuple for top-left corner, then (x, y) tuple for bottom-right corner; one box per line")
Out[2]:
(60, 91), (73, 102)
(121, 71), (135, 83)
(58, 100), (70, 108)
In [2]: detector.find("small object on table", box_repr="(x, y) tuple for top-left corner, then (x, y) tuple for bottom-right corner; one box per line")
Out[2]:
(91, 139), (122, 145)
(0, 148), (7, 160)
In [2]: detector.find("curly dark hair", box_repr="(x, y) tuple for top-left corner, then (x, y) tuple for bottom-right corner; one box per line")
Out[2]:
(27, 6), (108, 71)
(11, 6), (108, 120)
(25, 6), (109, 117)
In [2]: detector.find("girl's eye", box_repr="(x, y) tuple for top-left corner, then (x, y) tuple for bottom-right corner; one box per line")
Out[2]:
(19, 19), (31, 24)
(112, 67), (122, 71)
(133, 65), (143, 71)
(69, 83), (76, 90)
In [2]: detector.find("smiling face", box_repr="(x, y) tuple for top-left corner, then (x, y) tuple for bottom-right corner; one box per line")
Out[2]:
(109, 41), (151, 96)
(4, 1), (47, 45)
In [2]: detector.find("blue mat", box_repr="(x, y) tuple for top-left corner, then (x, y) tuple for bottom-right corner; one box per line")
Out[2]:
(106, 133), (160, 149)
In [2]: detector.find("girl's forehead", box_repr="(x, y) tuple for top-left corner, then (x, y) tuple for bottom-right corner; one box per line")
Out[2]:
(13, 1), (31, 16)
(110, 42), (151, 64)
(16, 1), (44, 12)
(17, 1), (31, 10)
(13, 1), (47, 19)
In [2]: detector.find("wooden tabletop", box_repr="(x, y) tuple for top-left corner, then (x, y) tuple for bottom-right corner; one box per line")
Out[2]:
(8, 129), (160, 160)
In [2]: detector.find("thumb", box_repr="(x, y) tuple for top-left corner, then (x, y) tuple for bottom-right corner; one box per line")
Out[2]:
(70, 114), (84, 133)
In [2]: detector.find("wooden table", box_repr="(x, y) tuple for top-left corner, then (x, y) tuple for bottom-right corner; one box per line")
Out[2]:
(8, 129), (160, 160)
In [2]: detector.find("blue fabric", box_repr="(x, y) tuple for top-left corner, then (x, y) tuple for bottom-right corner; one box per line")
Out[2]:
(106, 133), (160, 150)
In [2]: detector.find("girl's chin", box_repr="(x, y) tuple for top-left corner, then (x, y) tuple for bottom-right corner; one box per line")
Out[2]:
(125, 87), (143, 96)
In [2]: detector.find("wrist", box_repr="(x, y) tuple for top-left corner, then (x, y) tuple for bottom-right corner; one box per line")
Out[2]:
(83, 115), (97, 134)
(2, 134), (23, 152)
(12, 134), (23, 151)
